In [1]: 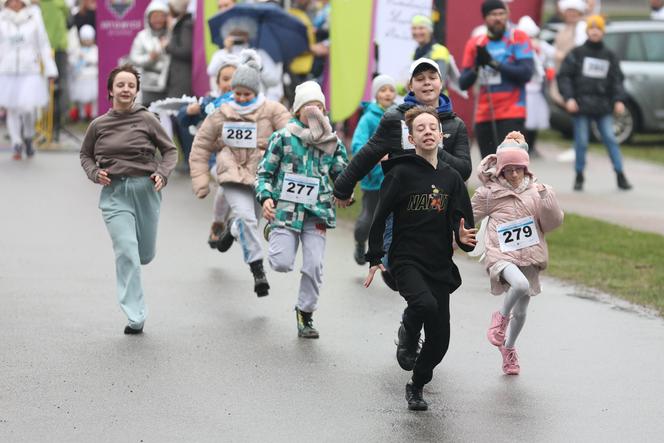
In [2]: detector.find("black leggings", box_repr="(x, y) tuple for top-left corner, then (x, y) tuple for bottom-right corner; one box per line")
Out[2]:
(394, 265), (451, 388)
(354, 190), (379, 244)
(475, 118), (525, 159)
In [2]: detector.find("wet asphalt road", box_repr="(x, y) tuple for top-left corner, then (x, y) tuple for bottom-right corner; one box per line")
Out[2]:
(1, 153), (663, 442)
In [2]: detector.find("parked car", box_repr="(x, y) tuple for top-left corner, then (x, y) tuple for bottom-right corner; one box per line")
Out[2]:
(546, 20), (664, 143)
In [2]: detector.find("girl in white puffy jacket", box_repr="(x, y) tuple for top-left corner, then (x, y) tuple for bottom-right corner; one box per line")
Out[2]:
(0, 0), (58, 159)
(129, 1), (171, 106)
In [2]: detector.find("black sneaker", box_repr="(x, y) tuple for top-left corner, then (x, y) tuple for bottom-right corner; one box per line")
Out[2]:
(396, 323), (421, 371)
(24, 138), (35, 157)
(573, 172), (584, 191)
(124, 325), (143, 335)
(296, 307), (319, 339)
(617, 172), (632, 190)
(249, 260), (270, 297)
(354, 241), (366, 265)
(217, 219), (235, 252)
(405, 381), (428, 411)
(208, 222), (225, 249)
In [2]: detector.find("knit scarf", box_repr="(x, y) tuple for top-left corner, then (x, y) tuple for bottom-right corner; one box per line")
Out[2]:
(227, 93), (265, 115)
(498, 175), (531, 194)
(286, 106), (338, 155)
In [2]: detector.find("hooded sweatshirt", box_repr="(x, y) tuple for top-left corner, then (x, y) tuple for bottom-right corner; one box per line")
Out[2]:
(366, 153), (474, 292)
(80, 104), (178, 183)
(334, 93), (471, 200)
(351, 101), (387, 191)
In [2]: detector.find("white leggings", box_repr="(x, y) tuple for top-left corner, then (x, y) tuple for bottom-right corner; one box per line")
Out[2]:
(6, 108), (36, 146)
(499, 264), (532, 349)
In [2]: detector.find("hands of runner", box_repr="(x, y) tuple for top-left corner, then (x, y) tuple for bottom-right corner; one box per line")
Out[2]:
(262, 198), (276, 221)
(333, 194), (354, 208)
(96, 169), (111, 186)
(364, 263), (386, 288)
(536, 183), (548, 197)
(459, 218), (478, 248)
(151, 173), (165, 191)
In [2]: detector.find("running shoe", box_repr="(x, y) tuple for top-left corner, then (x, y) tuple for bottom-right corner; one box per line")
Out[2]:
(499, 345), (520, 375)
(396, 323), (420, 371)
(487, 311), (509, 347)
(295, 307), (319, 339)
(405, 381), (428, 411)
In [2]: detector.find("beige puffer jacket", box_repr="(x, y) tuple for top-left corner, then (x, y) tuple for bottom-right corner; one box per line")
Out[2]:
(189, 99), (290, 197)
(471, 154), (564, 274)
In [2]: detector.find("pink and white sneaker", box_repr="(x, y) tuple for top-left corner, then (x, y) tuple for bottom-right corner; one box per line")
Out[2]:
(499, 345), (520, 375)
(487, 311), (510, 346)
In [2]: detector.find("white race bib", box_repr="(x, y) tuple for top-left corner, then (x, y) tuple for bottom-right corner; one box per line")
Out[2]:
(496, 216), (540, 252)
(480, 67), (502, 86)
(401, 121), (415, 150)
(222, 121), (257, 148)
(582, 57), (610, 79)
(279, 173), (320, 205)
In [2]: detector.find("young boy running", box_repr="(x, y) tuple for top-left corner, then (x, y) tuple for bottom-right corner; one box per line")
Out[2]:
(364, 106), (477, 411)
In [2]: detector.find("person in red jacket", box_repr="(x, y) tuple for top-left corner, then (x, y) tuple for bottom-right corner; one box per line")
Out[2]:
(459, 0), (534, 159)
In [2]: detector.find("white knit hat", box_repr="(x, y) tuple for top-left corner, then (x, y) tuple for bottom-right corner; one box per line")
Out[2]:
(292, 81), (326, 113)
(79, 24), (96, 42)
(231, 49), (262, 94)
(558, 0), (587, 13)
(371, 74), (396, 99)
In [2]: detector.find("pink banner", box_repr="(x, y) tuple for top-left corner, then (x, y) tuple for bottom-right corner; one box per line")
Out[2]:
(97, 0), (150, 114)
(192, 0), (208, 97)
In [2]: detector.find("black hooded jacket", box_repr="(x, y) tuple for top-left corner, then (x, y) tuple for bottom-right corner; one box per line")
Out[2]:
(557, 39), (626, 116)
(333, 101), (471, 200)
(365, 154), (475, 293)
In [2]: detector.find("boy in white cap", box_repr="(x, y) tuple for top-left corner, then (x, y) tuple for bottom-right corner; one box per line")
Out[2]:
(350, 74), (396, 265)
(256, 81), (348, 338)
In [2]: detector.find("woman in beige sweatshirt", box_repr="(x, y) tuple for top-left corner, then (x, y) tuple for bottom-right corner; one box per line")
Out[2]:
(80, 64), (177, 335)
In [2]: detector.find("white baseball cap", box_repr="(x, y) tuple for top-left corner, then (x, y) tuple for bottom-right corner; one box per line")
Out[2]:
(409, 58), (441, 80)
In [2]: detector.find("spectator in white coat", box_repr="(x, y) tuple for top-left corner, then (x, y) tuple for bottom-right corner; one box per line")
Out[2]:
(0, 0), (58, 160)
(129, 1), (171, 106)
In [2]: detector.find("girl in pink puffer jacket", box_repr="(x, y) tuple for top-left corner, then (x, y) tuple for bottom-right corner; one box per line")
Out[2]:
(471, 131), (564, 375)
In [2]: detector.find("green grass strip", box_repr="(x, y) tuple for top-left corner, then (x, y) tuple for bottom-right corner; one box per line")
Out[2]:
(546, 213), (664, 316)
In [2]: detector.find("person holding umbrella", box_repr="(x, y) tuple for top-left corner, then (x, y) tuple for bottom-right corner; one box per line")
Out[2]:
(459, 0), (534, 159)
(207, 1), (310, 102)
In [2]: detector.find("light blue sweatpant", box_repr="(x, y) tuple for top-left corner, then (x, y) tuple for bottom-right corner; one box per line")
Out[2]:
(99, 176), (161, 329)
